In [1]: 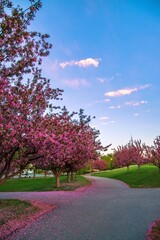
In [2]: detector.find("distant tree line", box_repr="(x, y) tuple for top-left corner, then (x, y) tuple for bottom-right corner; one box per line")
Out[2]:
(113, 137), (160, 173)
(93, 137), (160, 174)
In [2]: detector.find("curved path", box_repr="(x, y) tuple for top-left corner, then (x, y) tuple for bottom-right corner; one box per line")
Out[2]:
(1, 176), (160, 240)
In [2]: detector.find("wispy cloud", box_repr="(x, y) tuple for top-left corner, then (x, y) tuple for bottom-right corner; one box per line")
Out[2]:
(105, 84), (151, 97)
(97, 76), (114, 83)
(60, 58), (101, 68)
(109, 105), (121, 109)
(97, 73), (122, 84)
(111, 120), (115, 123)
(140, 84), (151, 90)
(134, 113), (139, 116)
(63, 79), (89, 88)
(99, 116), (109, 121)
(104, 99), (110, 103)
(101, 122), (108, 125)
(101, 120), (115, 125)
(97, 78), (106, 83)
(87, 99), (110, 107)
(99, 116), (109, 126)
(125, 100), (148, 106)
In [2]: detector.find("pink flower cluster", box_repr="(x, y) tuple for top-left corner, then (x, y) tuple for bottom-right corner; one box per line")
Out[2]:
(91, 159), (107, 171)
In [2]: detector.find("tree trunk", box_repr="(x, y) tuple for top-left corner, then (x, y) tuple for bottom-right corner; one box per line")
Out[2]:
(75, 173), (77, 180)
(55, 175), (60, 188)
(44, 170), (47, 177)
(127, 166), (129, 172)
(19, 172), (22, 179)
(71, 172), (74, 181)
(89, 163), (92, 172)
(33, 168), (36, 178)
(67, 172), (70, 183)
(110, 163), (112, 171)
(138, 165), (140, 174)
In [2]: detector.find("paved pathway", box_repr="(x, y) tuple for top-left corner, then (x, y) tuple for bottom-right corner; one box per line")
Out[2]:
(1, 176), (160, 240)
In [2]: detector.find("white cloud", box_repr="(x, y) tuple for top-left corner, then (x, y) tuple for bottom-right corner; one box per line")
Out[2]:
(78, 58), (100, 67)
(105, 88), (137, 97)
(63, 79), (88, 88)
(111, 120), (115, 123)
(60, 58), (101, 68)
(125, 100), (148, 106)
(134, 113), (139, 116)
(101, 122), (108, 125)
(97, 78), (106, 83)
(140, 84), (151, 90)
(104, 99), (110, 103)
(97, 76), (114, 83)
(101, 120), (115, 125)
(109, 105), (121, 109)
(105, 84), (151, 97)
(99, 116), (109, 121)
(97, 73), (122, 84)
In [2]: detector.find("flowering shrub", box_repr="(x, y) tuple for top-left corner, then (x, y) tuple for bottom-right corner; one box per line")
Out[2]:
(146, 219), (160, 240)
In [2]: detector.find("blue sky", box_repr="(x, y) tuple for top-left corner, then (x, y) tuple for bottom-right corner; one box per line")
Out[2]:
(16, 0), (160, 151)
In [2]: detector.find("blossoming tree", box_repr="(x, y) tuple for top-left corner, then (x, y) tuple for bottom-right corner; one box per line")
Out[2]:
(91, 159), (107, 171)
(34, 108), (103, 188)
(114, 139), (149, 172)
(114, 144), (133, 171)
(151, 136), (160, 173)
(0, 0), (62, 184)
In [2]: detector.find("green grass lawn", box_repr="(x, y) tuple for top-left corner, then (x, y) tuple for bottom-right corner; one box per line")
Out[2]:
(0, 175), (90, 192)
(92, 164), (160, 188)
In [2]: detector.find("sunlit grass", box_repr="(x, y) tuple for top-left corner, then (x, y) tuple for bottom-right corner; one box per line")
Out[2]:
(92, 164), (160, 188)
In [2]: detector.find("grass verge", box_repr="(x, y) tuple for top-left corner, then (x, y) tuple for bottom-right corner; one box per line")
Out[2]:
(92, 164), (160, 188)
(0, 175), (91, 192)
(0, 199), (54, 239)
(0, 199), (38, 227)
